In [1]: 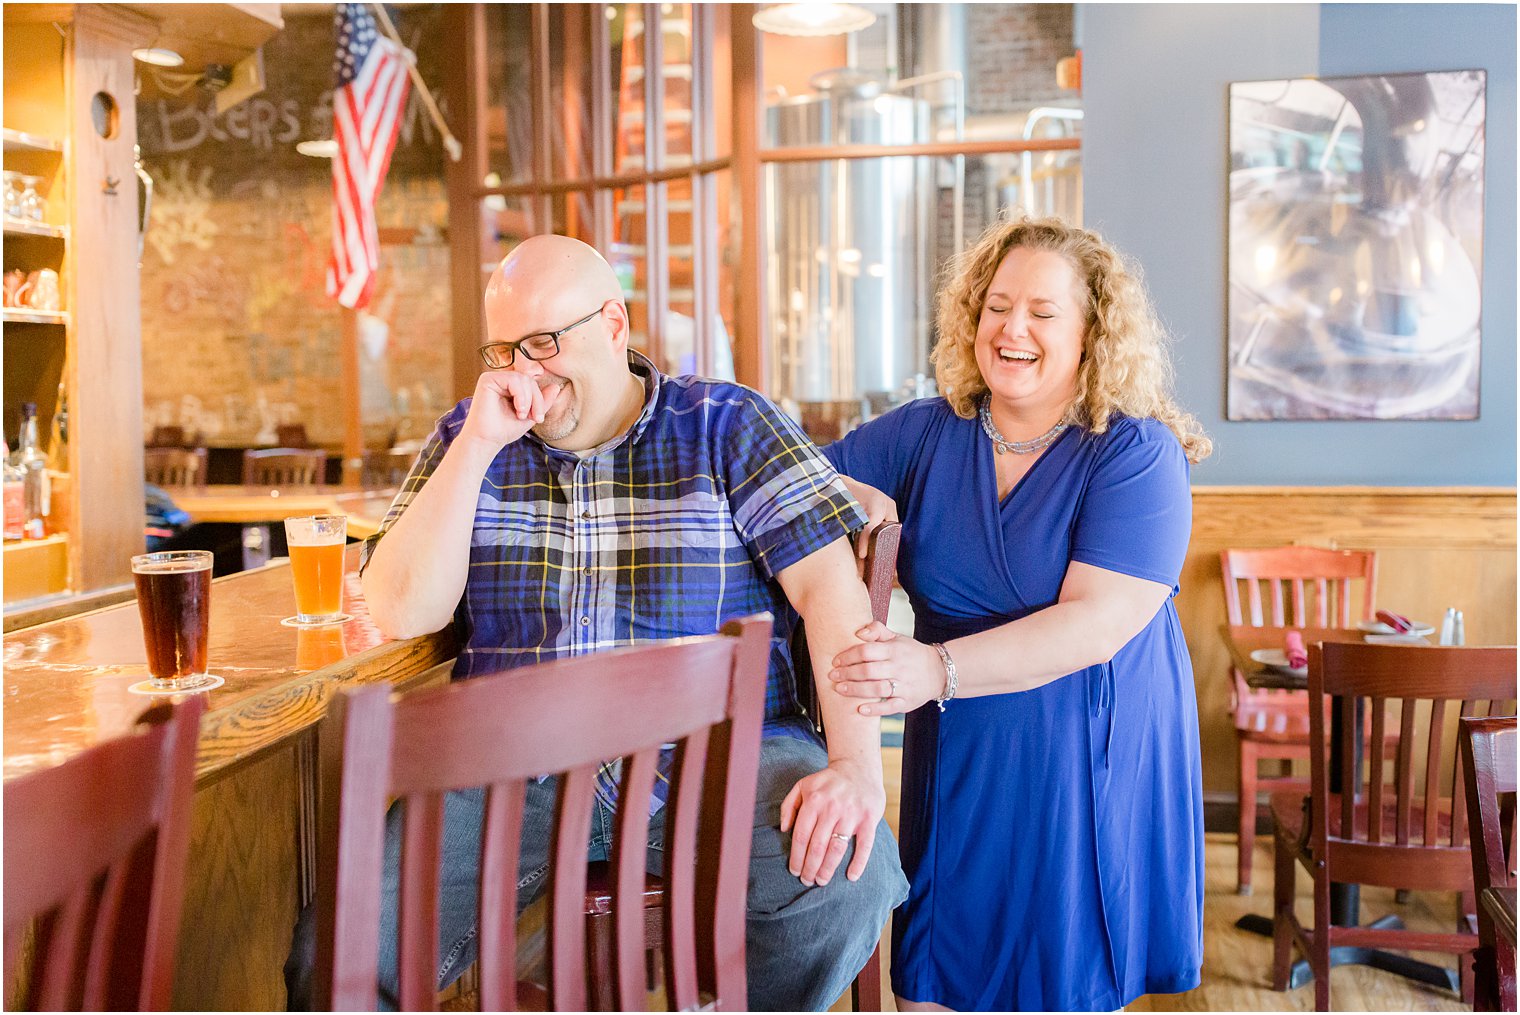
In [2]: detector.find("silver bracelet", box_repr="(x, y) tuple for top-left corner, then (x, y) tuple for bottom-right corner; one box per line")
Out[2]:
(932, 642), (958, 712)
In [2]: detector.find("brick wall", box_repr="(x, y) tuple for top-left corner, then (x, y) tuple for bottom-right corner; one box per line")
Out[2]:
(966, 4), (1075, 115)
(136, 6), (453, 449)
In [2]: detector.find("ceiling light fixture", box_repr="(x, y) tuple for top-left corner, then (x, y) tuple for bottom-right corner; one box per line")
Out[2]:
(752, 3), (876, 37)
(132, 47), (185, 68)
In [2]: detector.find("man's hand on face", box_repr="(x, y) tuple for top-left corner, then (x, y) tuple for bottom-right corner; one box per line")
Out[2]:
(778, 756), (885, 888)
(459, 370), (560, 451)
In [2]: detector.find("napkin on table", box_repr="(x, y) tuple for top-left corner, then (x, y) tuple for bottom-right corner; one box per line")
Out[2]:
(1375, 609), (1413, 634)
(1284, 629), (1308, 669)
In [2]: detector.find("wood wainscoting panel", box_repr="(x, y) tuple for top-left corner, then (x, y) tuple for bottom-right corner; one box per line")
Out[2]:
(1180, 487), (1517, 798)
(172, 744), (301, 1012)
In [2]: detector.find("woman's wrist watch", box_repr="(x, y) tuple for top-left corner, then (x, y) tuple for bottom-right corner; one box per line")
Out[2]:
(932, 642), (958, 712)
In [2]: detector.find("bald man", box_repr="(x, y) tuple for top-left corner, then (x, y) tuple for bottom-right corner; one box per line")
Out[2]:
(285, 236), (906, 1011)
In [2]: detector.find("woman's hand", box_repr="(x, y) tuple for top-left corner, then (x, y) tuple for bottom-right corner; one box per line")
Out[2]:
(840, 477), (898, 562)
(828, 621), (945, 716)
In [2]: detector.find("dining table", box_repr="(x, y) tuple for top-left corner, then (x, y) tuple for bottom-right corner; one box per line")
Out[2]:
(173, 484), (398, 538)
(1218, 623), (1459, 994)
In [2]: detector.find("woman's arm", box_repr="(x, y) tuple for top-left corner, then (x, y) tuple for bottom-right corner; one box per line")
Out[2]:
(827, 561), (1173, 715)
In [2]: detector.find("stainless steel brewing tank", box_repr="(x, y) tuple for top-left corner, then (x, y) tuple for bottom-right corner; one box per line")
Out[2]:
(765, 76), (932, 405)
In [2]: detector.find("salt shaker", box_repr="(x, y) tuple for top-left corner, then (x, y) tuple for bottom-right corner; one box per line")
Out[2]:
(1440, 608), (1458, 646)
(1453, 610), (1465, 647)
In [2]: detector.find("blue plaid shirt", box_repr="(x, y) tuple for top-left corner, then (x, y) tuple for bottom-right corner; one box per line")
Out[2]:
(362, 352), (866, 812)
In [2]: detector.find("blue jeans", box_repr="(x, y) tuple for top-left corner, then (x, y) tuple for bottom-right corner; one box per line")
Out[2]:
(286, 735), (907, 1011)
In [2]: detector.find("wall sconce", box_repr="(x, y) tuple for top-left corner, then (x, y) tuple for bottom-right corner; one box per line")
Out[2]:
(752, 3), (876, 37)
(132, 47), (185, 68)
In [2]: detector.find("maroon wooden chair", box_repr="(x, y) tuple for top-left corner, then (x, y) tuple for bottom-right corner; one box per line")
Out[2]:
(314, 615), (773, 1011)
(275, 423), (312, 449)
(1220, 546), (1378, 894)
(583, 522), (902, 1010)
(143, 447), (208, 490)
(242, 447), (326, 487)
(147, 425), (199, 448)
(1270, 642), (1517, 1011)
(361, 447), (417, 489)
(3, 696), (203, 1010)
(1460, 715), (1517, 1011)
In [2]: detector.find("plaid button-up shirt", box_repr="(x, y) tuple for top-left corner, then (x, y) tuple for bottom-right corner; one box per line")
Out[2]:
(361, 353), (866, 812)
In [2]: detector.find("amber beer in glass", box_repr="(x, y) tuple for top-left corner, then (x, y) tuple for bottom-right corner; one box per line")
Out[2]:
(284, 515), (346, 624)
(131, 550), (215, 691)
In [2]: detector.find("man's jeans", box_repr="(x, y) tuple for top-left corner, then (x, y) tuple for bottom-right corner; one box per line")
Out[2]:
(286, 735), (908, 1011)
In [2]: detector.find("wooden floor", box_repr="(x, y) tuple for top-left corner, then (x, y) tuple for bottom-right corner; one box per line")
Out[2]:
(843, 747), (1473, 1013)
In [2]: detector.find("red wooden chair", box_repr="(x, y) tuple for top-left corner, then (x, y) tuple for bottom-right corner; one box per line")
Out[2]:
(313, 615), (773, 1011)
(275, 423), (312, 449)
(242, 447), (327, 487)
(143, 447), (208, 490)
(3, 697), (203, 1010)
(583, 522), (902, 1010)
(1271, 642), (1517, 1011)
(1460, 715), (1517, 1011)
(1220, 546), (1378, 893)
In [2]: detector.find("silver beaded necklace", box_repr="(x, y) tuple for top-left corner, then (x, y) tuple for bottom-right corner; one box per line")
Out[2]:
(978, 395), (1069, 455)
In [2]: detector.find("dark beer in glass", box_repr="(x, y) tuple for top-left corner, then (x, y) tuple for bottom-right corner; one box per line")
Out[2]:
(131, 550), (215, 691)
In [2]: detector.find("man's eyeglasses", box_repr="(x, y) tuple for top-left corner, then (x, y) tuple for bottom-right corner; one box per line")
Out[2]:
(478, 305), (605, 369)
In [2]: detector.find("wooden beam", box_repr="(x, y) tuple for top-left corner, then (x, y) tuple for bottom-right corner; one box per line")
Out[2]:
(729, 4), (763, 390)
(760, 137), (1082, 163)
(443, 3), (488, 403)
(339, 307), (362, 487)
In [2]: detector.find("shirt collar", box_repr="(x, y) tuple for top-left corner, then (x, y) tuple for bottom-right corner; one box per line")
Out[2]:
(526, 350), (663, 460)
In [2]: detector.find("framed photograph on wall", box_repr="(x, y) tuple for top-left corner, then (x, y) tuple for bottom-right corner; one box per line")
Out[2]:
(1226, 70), (1486, 420)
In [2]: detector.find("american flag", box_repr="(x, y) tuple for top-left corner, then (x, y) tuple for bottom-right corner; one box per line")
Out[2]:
(326, 3), (409, 309)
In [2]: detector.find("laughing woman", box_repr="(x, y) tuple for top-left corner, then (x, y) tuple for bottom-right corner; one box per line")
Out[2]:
(823, 217), (1212, 1011)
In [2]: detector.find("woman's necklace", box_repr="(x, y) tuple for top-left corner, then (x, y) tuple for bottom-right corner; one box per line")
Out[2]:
(978, 395), (1069, 455)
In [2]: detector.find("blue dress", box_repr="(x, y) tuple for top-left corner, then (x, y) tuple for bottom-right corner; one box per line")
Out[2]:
(824, 399), (1204, 1012)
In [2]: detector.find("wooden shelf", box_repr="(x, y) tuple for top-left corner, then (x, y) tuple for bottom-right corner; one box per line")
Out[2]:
(1, 308), (68, 325)
(2, 532), (70, 604)
(3, 217), (67, 239)
(1, 128), (63, 154)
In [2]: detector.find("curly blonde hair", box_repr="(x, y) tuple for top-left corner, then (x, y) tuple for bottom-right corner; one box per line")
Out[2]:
(932, 215), (1212, 463)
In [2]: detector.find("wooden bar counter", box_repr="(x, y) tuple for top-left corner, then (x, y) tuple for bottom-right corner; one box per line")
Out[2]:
(2, 544), (457, 1010)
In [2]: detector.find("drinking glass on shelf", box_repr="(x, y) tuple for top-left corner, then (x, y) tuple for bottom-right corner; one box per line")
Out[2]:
(2, 172), (21, 219)
(17, 175), (44, 222)
(282, 514), (350, 627)
(131, 549), (218, 692)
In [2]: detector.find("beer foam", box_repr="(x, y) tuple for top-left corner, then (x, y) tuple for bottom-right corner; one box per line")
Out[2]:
(286, 533), (346, 547)
(133, 559), (211, 574)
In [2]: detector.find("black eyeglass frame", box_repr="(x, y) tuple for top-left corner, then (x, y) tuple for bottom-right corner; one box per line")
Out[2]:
(477, 304), (608, 369)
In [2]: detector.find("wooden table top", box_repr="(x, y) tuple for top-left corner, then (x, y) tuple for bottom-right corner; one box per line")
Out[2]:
(3, 544), (454, 786)
(1218, 625), (1378, 691)
(174, 485), (397, 537)
(1482, 886), (1517, 948)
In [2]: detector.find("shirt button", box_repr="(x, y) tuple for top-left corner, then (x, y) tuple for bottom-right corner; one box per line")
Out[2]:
(583, 566), (593, 576)
(581, 510), (591, 519)
(580, 616), (590, 627)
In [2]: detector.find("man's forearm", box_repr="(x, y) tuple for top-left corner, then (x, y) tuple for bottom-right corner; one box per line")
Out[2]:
(780, 539), (883, 776)
(362, 437), (500, 638)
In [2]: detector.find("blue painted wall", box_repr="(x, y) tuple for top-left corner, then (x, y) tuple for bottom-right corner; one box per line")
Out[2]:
(1082, 3), (1515, 485)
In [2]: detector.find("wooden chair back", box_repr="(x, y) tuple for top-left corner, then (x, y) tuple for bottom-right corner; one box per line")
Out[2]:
(3, 697), (203, 1010)
(242, 448), (326, 487)
(361, 448), (416, 489)
(147, 425), (192, 448)
(143, 447), (208, 490)
(793, 522), (901, 735)
(1307, 642), (1517, 890)
(1221, 546), (1378, 628)
(1461, 715), (1517, 1010)
(275, 423), (311, 449)
(314, 615), (773, 1012)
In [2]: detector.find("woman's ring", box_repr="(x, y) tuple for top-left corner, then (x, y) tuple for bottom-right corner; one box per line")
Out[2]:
(831, 832), (851, 844)
(888, 679), (898, 699)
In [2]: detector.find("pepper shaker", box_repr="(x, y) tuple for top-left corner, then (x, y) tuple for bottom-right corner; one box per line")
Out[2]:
(1453, 610), (1465, 647)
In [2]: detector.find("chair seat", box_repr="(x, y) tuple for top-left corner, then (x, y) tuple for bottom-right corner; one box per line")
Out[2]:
(1270, 789), (1455, 845)
(583, 861), (666, 916)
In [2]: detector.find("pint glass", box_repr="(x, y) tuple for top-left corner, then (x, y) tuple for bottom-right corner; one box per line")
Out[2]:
(284, 514), (347, 625)
(131, 549), (215, 691)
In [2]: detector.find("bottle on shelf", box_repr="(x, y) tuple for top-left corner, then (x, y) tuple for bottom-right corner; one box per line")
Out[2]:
(2, 441), (24, 541)
(14, 402), (51, 539)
